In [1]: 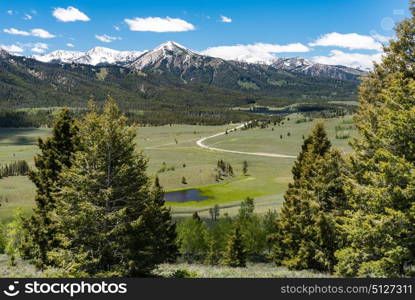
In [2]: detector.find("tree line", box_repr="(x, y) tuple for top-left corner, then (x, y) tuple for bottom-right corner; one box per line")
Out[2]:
(0, 107), (285, 128)
(0, 160), (30, 178)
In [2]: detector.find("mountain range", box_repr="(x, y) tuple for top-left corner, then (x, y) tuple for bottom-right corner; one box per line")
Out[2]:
(0, 41), (364, 109)
(31, 41), (364, 81)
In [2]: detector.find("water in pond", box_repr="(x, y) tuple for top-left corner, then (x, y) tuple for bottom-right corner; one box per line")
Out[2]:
(164, 189), (210, 202)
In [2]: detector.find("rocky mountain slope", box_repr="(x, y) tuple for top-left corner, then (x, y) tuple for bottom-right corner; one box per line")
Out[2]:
(0, 42), (364, 109)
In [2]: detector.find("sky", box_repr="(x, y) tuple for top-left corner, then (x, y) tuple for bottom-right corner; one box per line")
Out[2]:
(0, 0), (411, 69)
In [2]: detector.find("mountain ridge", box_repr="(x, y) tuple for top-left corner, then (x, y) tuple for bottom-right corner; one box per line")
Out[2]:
(25, 41), (365, 81)
(0, 43), (362, 109)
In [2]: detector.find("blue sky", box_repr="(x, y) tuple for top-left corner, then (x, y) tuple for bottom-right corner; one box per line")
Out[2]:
(0, 0), (411, 68)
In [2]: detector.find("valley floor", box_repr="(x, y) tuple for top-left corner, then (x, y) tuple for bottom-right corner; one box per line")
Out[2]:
(0, 114), (356, 222)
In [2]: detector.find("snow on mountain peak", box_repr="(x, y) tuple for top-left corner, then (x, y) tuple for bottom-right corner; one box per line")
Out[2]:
(31, 47), (144, 66)
(155, 41), (189, 52)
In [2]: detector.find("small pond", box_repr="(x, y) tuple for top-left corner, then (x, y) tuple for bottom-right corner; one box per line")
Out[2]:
(164, 189), (210, 203)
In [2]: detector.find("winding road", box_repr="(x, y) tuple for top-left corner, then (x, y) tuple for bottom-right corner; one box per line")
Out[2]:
(196, 123), (296, 159)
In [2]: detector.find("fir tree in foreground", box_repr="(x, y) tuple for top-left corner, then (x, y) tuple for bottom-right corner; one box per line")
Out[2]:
(50, 98), (178, 277)
(20, 108), (78, 267)
(335, 1), (415, 277)
(271, 123), (348, 271)
(222, 226), (246, 267)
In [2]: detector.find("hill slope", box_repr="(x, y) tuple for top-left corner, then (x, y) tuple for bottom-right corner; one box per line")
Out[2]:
(0, 43), (364, 109)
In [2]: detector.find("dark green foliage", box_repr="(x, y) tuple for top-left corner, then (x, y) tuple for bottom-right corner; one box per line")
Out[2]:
(222, 226), (247, 268)
(20, 109), (78, 267)
(238, 197), (255, 219)
(335, 1), (415, 277)
(49, 99), (177, 276)
(271, 123), (348, 271)
(217, 160), (234, 177)
(243, 160), (248, 176)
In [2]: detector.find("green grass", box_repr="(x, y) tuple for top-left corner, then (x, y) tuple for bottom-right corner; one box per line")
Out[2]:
(0, 114), (357, 220)
(0, 176), (35, 223)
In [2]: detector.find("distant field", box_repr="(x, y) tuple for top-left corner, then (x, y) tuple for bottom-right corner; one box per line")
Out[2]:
(0, 114), (356, 221)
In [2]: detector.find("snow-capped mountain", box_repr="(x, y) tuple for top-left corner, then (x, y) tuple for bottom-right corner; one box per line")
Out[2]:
(128, 41), (225, 71)
(127, 41), (364, 82)
(269, 57), (363, 81)
(32, 47), (144, 66)
(32, 50), (84, 64)
(28, 41), (365, 82)
(0, 45), (362, 108)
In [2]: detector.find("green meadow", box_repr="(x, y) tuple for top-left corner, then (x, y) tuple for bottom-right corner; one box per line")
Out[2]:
(0, 114), (356, 222)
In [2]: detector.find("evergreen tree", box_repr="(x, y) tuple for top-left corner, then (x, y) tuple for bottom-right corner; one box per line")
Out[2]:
(271, 123), (348, 271)
(20, 108), (78, 267)
(243, 161), (248, 176)
(49, 98), (178, 276)
(222, 226), (247, 267)
(238, 197), (255, 219)
(335, 1), (415, 277)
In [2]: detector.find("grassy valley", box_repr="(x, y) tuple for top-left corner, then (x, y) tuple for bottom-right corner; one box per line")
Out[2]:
(0, 114), (356, 222)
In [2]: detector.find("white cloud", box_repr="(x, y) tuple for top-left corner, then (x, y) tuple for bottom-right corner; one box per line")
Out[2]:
(114, 25), (121, 31)
(124, 17), (195, 32)
(66, 43), (75, 48)
(220, 15), (232, 23)
(23, 14), (32, 20)
(201, 42), (310, 63)
(31, 43), (48, 53)
(309, 32), (382, 51)
(30, 28), (55, 39)
(371, 33), (391, 43)
(6, 10), (13, 15)
(3, 28), (55, 38)
(0, 44), (24, 53)
(3, 28), (30, 36)
(95, 34), (121, 43)
(312, 50), (383, 70)
(52, 6), (90, 22)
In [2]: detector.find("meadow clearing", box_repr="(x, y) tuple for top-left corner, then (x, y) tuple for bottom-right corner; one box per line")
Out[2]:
(0, 114), (356, 222)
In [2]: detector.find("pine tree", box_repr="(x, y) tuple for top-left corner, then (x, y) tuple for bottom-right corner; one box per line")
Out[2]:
(222, 226), (246, 267)
(271, 123), (348, 271)
(50, 98), (178, 276)
(243, 160), (248, 176)
(20, 108), (78, 267)
(335, 1), (415, 277)
(238, 197), (255, 220)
